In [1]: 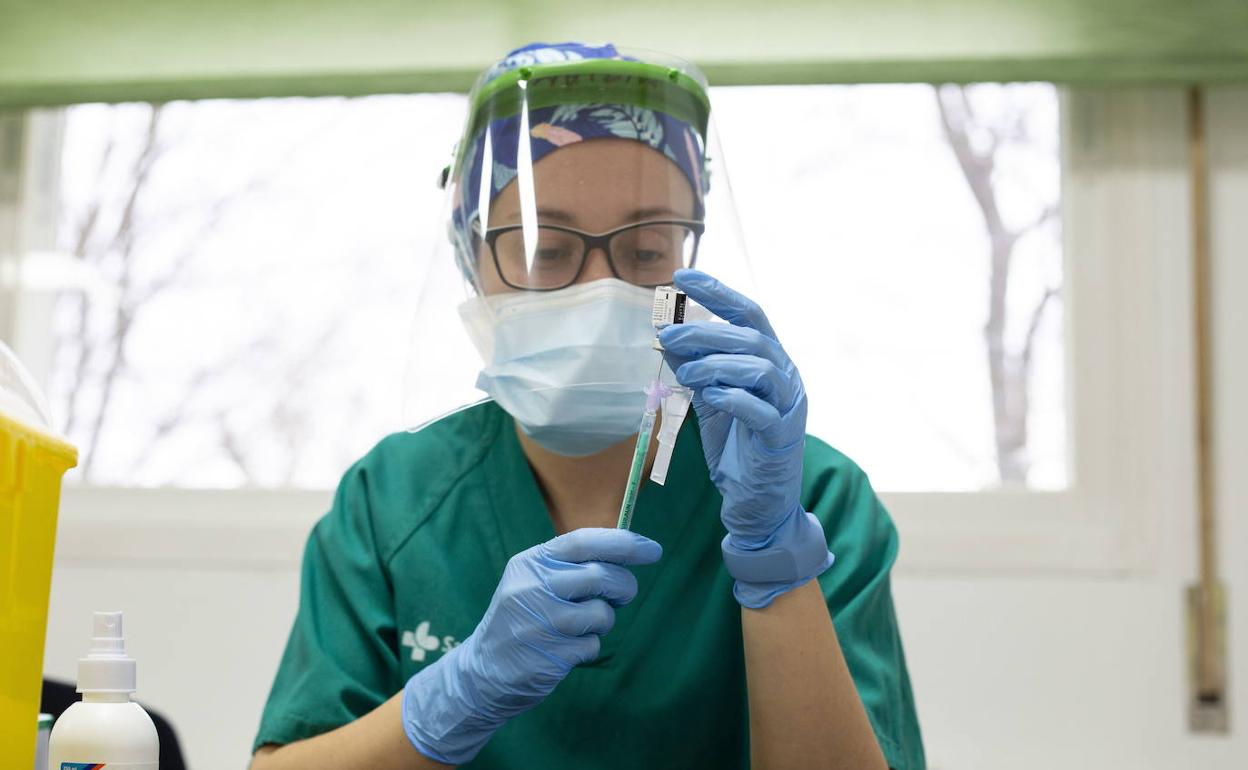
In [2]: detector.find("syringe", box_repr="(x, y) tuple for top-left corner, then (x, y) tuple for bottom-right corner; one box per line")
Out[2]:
(616, 284), (704, 531)
(616, 359), (668, 531)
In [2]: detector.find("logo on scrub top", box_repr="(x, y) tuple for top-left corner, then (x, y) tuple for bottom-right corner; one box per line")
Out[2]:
(402, 620), (459, 662)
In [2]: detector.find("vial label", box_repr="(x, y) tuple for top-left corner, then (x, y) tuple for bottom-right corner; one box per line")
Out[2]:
(652, 286), (687, 328)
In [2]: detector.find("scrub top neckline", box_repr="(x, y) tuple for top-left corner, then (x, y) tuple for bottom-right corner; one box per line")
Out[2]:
(480, 401), (718, 663)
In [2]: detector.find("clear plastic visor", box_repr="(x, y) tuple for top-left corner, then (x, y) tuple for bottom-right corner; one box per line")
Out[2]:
(404, 53), (753, 445)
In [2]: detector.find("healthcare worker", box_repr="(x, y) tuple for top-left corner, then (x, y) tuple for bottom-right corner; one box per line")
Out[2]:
(251, 43), (924, 770)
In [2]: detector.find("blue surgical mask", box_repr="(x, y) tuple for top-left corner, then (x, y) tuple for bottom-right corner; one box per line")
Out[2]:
(459, 279), (657, 456)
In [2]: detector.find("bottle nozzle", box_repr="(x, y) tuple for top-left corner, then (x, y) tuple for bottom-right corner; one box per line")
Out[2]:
(90, 611), (126, 655)
(78, 610), (137, 694)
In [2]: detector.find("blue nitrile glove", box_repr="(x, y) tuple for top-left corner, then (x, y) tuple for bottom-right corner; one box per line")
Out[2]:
(658, 268), (833, 609)
(401, 528), (662, 764)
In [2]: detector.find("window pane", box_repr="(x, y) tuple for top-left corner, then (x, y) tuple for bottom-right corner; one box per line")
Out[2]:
(44, 84), (1064, 491)
(714, 84), (1065, 491)
(49, 96), (464, 487)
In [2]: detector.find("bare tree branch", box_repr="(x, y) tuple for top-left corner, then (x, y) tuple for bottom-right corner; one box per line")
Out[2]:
(1023, 203), (1060, 236)
(79, 104), (165, 478)
(1021, 286), (1060, 372)
(266, 321), (341, 484)
(54, 99), (329, 485)
(937, 87), (1008, 238)
(61, 135), (118, 436)
(217, 412), (259, 486)
(131, 174), (268, 305)
(120, 326), (283, 478)
(936, 84), (1059, 483)
(121, 367), (218, 476)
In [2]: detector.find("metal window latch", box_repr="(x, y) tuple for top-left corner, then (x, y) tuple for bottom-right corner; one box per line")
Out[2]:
(1186, 582), (1229, 733)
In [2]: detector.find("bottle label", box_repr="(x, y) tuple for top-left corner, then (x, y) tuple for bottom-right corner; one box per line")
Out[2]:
(61, 764), (159, 769)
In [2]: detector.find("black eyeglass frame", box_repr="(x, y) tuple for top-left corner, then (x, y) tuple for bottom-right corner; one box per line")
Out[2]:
(476, 219), (705, 291)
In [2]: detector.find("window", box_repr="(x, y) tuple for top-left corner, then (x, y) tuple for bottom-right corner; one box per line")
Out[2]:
(715, 84), (1063, 491)
(23, 84), (1066, 491)
(7, 87), (1192, 576)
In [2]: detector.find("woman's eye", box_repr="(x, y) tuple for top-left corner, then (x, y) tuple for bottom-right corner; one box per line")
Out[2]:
(629, 249), (666, 263)
(535, 247), (571, 262)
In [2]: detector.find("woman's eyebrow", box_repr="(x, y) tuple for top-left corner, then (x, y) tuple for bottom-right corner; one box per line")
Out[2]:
(498, 207), (577, 224)
(627, 206), (684, 220)
(495, 206), (687, 227)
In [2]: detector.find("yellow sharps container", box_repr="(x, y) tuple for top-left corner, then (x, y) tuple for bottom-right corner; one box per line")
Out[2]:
(0, 341), (77, 769)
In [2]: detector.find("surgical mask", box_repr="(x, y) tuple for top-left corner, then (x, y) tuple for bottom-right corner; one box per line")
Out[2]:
(458, 278), (657, 456)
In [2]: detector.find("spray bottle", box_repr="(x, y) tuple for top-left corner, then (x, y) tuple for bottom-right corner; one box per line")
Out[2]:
(47, 611), (159, 769)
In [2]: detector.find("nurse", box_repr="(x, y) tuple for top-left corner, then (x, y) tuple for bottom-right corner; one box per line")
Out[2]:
(251, 43), (924, 770)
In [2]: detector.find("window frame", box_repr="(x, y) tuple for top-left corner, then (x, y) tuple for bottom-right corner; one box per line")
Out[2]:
(885, 87), (1195, 573)
(9, 87), (1198, 576)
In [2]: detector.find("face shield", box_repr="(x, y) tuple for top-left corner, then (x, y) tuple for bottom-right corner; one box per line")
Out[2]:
(405, 44), (752, 456)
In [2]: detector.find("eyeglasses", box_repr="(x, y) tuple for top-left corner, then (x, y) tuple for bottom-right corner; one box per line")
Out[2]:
(477, 219), (704, 291)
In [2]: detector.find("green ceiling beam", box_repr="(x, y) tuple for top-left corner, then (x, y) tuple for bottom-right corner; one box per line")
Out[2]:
(1, 0), (1246, 107)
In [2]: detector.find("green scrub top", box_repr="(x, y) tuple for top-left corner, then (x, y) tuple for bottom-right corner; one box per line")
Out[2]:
(254, 401), (924, 769)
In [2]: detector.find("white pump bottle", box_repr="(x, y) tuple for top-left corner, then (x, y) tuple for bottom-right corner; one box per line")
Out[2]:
(47, 611), (160, 769)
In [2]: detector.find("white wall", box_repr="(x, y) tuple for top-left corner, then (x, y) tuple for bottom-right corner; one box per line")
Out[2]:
(41, 87), (1248, 769)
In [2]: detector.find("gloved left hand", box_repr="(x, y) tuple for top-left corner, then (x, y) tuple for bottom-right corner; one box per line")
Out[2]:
(401, 528), (661, 763)
(658, 268), (833, 608)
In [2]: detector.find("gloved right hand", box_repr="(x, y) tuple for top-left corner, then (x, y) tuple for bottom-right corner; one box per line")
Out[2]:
(658, 269), (833, 609)
(401, 527), (662, 764)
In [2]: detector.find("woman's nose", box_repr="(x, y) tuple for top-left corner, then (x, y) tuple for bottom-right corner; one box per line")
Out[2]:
(577, 247), (616, 284)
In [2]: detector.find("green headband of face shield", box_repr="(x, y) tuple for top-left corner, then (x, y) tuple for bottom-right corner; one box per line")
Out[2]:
(455, 57), (712, 182)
